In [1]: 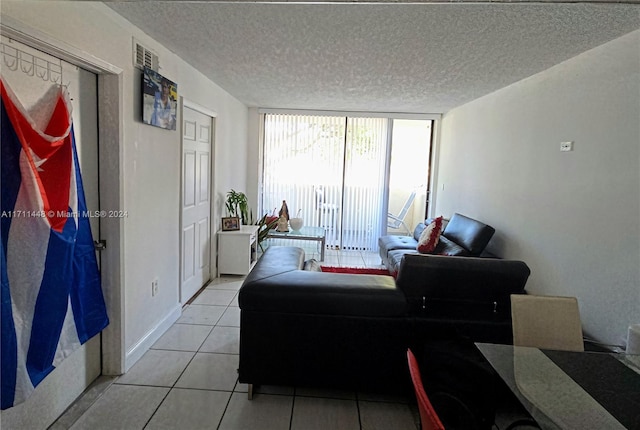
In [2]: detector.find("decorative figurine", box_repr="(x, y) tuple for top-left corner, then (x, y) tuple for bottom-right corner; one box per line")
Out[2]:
(276, 214), (289, 232)
(279, 200), (290, 221)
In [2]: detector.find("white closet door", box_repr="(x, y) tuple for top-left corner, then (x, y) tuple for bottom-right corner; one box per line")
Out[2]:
(181, 105), (212, 303)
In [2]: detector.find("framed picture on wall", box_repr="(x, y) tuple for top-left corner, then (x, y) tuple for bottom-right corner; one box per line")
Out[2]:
(222, 217), (241, 231)
(142, 67), (177, 130)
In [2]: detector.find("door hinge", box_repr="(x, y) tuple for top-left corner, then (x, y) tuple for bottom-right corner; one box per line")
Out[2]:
(94, 240), (107, 251)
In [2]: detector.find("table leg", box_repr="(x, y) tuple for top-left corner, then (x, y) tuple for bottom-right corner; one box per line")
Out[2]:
(320, 236), (325, 261)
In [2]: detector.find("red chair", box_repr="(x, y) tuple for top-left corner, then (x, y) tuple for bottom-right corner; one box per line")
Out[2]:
(407, 349), (446, 430)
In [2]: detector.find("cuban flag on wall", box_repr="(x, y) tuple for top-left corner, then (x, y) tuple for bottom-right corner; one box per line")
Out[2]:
(1, 78), (109, 409)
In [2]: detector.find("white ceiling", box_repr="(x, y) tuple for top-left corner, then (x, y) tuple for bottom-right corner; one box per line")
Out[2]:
(107, 1), (640, 114)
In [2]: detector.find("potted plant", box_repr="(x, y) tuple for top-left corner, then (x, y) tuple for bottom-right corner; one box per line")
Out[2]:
(225, 190), (277, 251)
(255, 213), (279, 251)
(225, 189), (249, 225)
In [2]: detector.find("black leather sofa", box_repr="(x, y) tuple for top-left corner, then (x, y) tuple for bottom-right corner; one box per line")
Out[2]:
(379, 213), (496, 274)
(397, 253), (530, 343)
(238, 245), (531, 396)
(238, 246), (410, 395)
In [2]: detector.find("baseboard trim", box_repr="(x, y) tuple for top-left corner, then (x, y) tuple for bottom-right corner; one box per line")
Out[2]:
(124, 304), (182, 372)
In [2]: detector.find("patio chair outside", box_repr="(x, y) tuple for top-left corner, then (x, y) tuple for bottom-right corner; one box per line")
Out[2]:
(388, 190), (417, 235)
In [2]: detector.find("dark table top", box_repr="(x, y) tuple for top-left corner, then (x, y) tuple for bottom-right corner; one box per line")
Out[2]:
(476, 343), (640, 430)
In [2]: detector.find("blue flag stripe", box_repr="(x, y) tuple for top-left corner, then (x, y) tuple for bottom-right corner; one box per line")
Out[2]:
(69, 127), (108, 343)
(1, 93), (21, 410)
(1, 241), (18, 410)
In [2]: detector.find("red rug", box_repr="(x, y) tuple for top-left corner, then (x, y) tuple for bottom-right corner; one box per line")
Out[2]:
(320, 266), (392, 276)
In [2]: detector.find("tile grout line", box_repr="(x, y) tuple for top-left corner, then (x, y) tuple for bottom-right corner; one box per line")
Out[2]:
(216, 291), (242, 430)
(289, 388), (297, 430)
(215, 385), (235, 430)
(142, 281), (238, 429)
(355, 391), (363, 430)
(141, 325), (205, 429)
(51, 283), (235, 429)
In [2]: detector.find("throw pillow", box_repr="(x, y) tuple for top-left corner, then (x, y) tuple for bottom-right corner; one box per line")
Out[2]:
(417, 216), (443, 254)
(303, 259), (322, 272)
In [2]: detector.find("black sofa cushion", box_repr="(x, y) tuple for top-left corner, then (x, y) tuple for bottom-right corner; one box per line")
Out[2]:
(378, 214), (493, 272)
(396, 253), (530, 319)
(241, 271), (405, 317)
(434, 236), (470, 256)
(378, 218), (436, 253)
(386, 236), (471, 274)
(239, 247), (406, 317)
(442, 213), (495, 256)
(378, 234), (419, 255)
(413, 220), (429, 241)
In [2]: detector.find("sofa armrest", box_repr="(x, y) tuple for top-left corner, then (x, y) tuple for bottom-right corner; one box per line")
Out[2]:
(397, 254), (530, 299)
(396, 254), (530, 319)
(242, 246), (305, 284)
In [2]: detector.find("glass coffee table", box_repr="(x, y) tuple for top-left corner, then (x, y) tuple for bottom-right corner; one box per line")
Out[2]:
(265, 226), (326, 261)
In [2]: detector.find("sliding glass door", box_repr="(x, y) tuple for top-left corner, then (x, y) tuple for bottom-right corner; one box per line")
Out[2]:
(341, 117), (387, 250)
(262, 114), (387, 251)
(386, 119), (433, 235)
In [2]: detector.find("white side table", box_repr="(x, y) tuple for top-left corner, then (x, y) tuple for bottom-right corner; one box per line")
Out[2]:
(217, 225), (259, 275)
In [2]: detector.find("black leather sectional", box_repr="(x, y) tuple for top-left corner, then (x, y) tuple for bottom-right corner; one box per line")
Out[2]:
(238, 239), (531, 395)
(379, 213), (497, 274)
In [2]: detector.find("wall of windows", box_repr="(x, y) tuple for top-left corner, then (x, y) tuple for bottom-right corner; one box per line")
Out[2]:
(261, 112), (433, 251)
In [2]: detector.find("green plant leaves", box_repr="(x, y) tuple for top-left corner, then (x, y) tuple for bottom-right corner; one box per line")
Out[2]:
(225, 189), (249, 224)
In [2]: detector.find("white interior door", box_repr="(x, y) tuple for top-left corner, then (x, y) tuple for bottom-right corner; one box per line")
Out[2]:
(0, 37), (101, 428)
(181, 105), (212, 303)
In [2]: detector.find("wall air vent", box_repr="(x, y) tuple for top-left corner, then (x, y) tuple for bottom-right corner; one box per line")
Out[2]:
(133, 39), (159, 71)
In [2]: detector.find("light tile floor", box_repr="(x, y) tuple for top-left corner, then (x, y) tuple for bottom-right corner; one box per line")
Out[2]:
(53, 250), (421, 430)
(54, 249), (527, 429)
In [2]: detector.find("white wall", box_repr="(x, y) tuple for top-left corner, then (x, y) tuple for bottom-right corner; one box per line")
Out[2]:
(435, 30), (640, 347)
(1, 1), (248, 426)
(246, 107), (261, 216)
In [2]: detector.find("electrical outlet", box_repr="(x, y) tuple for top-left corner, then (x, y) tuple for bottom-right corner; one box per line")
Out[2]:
(151, 278), (159, 296)
(560, 141), (573, 152)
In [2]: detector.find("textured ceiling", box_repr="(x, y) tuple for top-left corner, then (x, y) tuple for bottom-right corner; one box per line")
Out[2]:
(107, 2), (640, 113)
